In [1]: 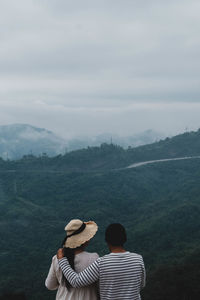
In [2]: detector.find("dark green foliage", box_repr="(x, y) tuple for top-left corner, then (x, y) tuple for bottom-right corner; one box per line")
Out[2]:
(0, 293), (26, 300)
(1, 130), (200, 299)
(142, 250), (200, 300)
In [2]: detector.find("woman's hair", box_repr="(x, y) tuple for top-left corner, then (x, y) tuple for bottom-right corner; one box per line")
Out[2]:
(61, 237), (86, 290)
(62, 249), (75, 290)
(61, 236), (75, 290)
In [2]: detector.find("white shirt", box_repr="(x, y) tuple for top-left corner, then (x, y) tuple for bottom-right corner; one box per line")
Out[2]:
(45, 251), (99, 300)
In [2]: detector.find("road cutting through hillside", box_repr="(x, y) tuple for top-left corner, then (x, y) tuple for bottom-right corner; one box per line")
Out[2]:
(1, 156), (200, 173)
(126, 156), (200, 169)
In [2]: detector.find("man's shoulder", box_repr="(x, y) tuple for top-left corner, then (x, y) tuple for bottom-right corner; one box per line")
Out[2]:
(127, 252), (144, 262)
(99, 251), (143, 262)
(128, 251), (143, 258)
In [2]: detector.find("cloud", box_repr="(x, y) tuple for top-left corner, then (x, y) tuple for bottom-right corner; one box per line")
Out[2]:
(0, 0), (200, 136)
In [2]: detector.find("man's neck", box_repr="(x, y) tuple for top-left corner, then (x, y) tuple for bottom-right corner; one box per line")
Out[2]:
(109, 245), (126, 253)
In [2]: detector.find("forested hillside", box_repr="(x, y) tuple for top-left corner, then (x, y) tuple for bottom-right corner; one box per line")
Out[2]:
(1, 129), (200, 172)
(0, 130), (200, 299)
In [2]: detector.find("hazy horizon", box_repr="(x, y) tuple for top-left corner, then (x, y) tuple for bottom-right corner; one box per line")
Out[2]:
(0, 122), (196, 141)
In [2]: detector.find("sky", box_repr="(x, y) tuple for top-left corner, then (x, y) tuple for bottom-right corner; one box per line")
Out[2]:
(0, 0), (200, 139)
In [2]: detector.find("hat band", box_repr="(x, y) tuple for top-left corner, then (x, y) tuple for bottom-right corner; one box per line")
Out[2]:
(67, 222), (86, 238)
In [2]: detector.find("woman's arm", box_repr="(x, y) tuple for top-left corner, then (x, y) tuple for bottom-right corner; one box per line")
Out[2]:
(45, 257), (59, 290)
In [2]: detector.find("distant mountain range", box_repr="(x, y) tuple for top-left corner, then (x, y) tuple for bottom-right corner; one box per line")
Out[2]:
(0, 124), (165, 159)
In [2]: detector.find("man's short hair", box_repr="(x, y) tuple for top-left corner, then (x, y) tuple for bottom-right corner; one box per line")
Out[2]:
(105, 223), (127, 246)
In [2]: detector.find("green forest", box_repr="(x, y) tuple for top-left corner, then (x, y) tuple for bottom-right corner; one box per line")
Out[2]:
(0, 130), (200, 300)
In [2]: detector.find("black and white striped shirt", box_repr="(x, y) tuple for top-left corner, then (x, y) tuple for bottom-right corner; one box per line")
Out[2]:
(59, 251), (145, 300)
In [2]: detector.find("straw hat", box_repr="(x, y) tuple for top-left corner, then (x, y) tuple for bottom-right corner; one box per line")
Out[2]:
(63, 219), (98, 248)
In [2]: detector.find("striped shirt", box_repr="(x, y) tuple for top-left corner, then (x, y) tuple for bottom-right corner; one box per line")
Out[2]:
(59, 251), (145, 300)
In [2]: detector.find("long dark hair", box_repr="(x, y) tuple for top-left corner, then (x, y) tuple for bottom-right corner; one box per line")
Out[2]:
(61, 237), (76, 290)
(60, 221), (88, 290)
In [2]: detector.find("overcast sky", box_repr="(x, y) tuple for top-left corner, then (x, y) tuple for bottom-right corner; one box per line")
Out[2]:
(0, 0), (200, 138)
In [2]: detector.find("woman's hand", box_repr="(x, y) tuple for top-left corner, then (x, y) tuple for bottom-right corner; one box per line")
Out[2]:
(57, 248), (64, 259)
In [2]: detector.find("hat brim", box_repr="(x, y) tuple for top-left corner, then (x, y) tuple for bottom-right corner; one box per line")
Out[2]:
(64, 221), (98, 249)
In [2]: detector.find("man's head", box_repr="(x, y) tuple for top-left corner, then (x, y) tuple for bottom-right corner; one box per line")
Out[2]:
(105, 223), (127, 247)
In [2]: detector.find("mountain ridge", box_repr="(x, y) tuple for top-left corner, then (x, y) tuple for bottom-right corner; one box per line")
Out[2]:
(1, 128), (199, 172)
(0, 124), (165, 159)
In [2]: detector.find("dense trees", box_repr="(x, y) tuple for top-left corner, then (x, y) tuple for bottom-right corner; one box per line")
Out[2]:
(1, 131), (200, 299)
(0, 293), (26, 300)
(142, 250), (200, 300)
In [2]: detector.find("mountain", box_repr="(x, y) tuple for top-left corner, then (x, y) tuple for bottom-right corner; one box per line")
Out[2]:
(0, 129), (200, 299)
(0, 124), (67, 159)
(65, 129), (165, 151)
(0, 124), (165, 159)
(1, 128), (197, 173)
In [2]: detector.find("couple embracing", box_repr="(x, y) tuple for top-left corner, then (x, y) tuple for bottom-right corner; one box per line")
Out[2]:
(45, 219), (146, 300)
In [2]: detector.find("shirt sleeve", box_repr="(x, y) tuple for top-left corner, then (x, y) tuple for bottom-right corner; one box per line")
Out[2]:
(45, 257), (59, 290)
(58, 257), (100, 288)
(140, 257), (146, 289)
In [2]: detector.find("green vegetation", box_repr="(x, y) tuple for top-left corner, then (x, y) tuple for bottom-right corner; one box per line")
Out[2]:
(1, 130), (200, 299)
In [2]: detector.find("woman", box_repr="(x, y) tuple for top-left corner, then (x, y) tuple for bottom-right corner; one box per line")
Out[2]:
(45, 219), (99, 299)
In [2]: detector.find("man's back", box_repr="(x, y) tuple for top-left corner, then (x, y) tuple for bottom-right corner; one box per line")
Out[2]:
(98, 251), (145, 300)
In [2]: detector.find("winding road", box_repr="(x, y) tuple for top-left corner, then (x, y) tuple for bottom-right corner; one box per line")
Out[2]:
(126, 156), (200, 169)
(1, 156), (200, 174)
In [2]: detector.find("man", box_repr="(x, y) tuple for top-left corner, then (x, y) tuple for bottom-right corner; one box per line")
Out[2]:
(57, 223), (146, 300)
